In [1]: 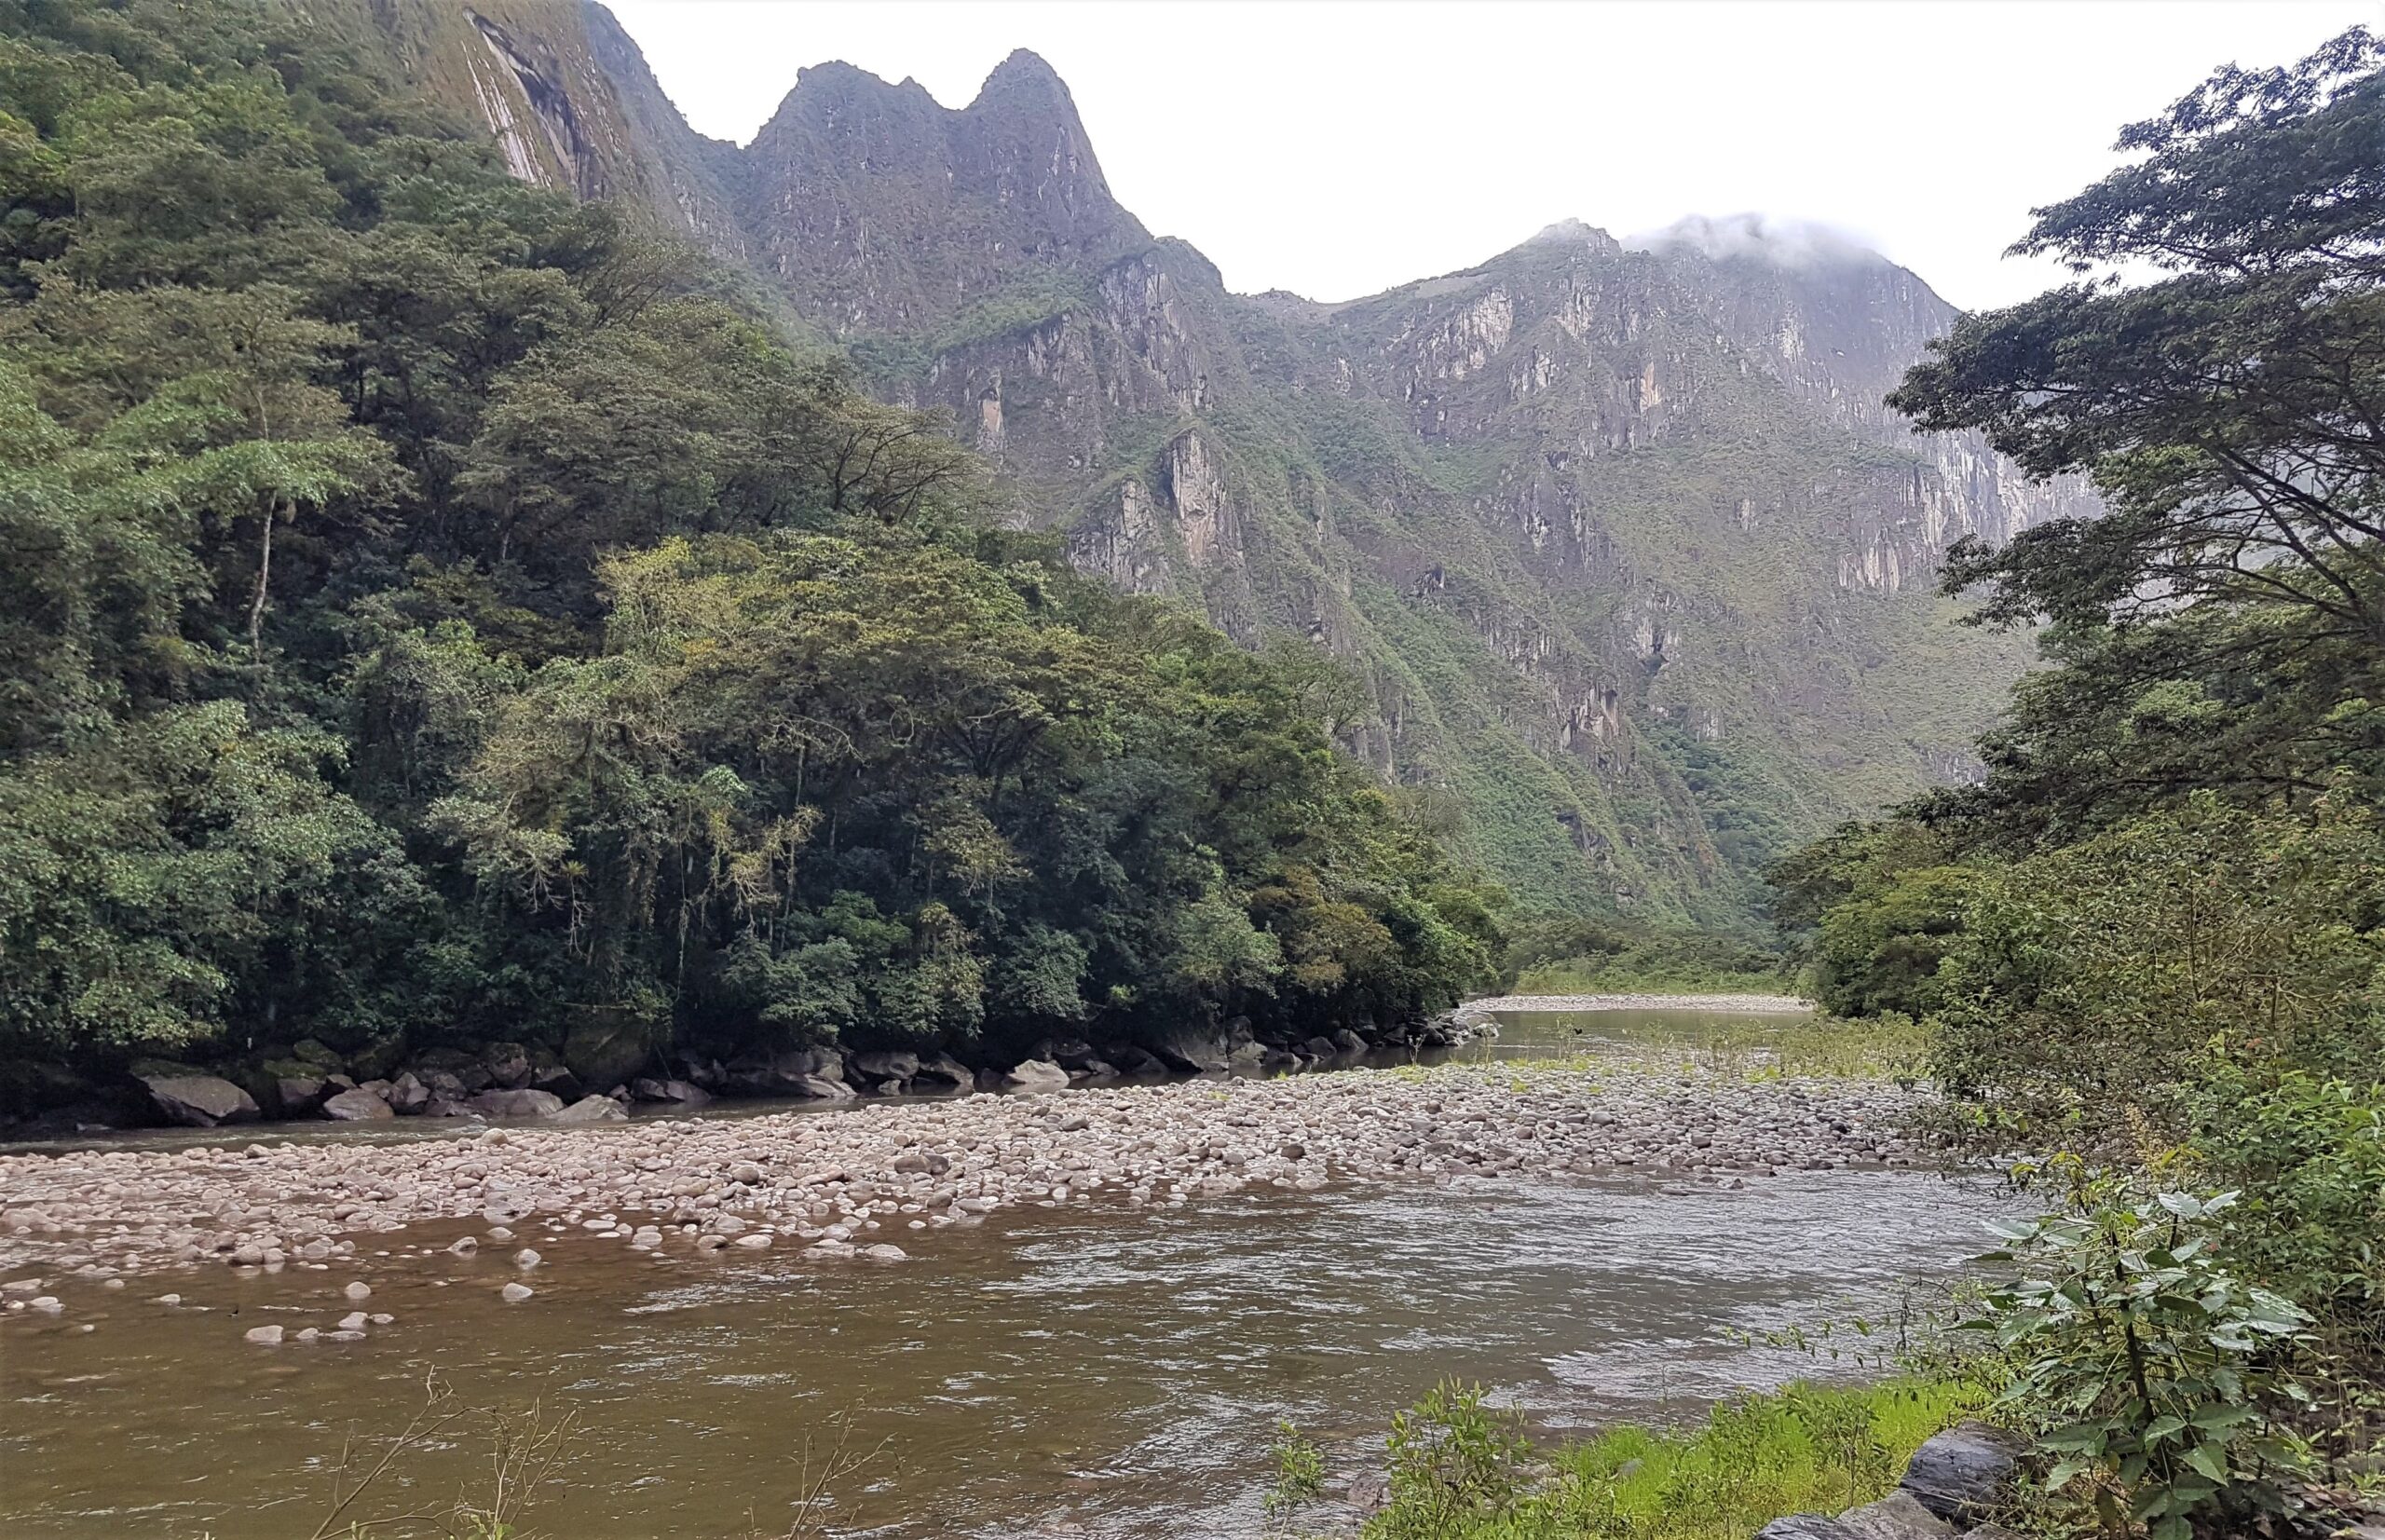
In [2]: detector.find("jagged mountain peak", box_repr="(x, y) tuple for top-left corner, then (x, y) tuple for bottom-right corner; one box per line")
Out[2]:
(972, 47), (1072, 105)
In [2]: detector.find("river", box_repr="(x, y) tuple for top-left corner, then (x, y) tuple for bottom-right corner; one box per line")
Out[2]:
(0, 1005), (2005, 1538)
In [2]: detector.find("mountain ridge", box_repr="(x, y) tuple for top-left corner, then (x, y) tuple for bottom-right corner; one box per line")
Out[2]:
(326, 3), (2093, 924)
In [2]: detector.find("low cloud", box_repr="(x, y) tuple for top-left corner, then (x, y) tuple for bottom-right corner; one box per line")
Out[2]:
(1622, 211), (1887, 269)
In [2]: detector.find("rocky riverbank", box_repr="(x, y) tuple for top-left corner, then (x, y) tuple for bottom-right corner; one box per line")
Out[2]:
(0, 1061), (1934, 1311)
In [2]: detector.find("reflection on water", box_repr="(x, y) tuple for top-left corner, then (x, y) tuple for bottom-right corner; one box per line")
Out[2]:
(0, 1012), (1998, 1539)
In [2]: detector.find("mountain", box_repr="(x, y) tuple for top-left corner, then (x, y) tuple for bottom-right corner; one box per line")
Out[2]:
(323, 3), (2092, 925)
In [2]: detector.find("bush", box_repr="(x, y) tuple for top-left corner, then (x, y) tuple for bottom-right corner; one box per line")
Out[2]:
(1967, 1179), (2313, 1540)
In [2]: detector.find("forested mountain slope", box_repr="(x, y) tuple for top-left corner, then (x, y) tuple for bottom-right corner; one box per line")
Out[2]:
(293, 1), (2092, 926)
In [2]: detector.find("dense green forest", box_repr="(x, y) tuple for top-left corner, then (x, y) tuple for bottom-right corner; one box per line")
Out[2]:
(1765, 27), (2385, 1536)
(0, 0), (1504, 1113)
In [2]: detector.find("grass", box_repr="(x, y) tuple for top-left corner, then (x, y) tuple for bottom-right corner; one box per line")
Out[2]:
(1274, 1378), (1980, 1540)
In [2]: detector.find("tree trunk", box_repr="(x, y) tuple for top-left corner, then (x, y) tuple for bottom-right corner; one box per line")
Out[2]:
(248, 497), (278, 662)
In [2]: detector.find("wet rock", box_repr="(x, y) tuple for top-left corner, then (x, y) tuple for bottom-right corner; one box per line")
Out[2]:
(500, 1282), (534, 1302)
(469, 1089), (566, 1120)
(386, 1072), (430, 1114)
(1900, 1423), (2023, 1522)
(244, 1325), (284, 1345)
(320, 1086), (394, 1122)
(863, 1244), (906, 1261)
(513, 1248), (542, 1269)
(139, 1073), (260, 1128)
(723, 1046), (844, 1097)
(262, 1060), (332, 1115)
(915, 1054), (975, 1089)
(344, 1281), (371, 1302)
(552, 1095), (628, 1124)
(1004, 1059), (1070, 1091)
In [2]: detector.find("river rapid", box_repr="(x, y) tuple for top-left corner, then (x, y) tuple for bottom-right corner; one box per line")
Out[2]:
(0, 1006), (2007, 1539)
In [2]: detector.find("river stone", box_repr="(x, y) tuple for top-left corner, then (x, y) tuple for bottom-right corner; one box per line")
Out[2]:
(629, 1077), (711, 1109)
(793, 1073), (857, 1101)
(501, 1282), (534, 1302)
(243, 1325), (283, 1345)
(321, 1086), (394, 1122)
(138, 1073), (260, 1128)
(386, 1071), (429, 1114)
(1003, 1059), (1070, 1091)
(1836, 1490), (1954, 1540)
(1900, 1424), (2023, 1521)
(552, 1095), (628, 1124)
(470, 1089), (566, 1120)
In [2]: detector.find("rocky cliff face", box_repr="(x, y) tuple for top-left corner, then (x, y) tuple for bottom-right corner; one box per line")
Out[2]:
(333, 1), (2089, 923)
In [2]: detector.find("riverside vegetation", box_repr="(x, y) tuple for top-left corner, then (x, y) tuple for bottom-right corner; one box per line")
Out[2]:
(0, 0), (1506, 1127)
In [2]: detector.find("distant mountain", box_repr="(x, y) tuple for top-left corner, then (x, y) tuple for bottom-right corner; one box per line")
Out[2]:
(327, 3), (2093, 925)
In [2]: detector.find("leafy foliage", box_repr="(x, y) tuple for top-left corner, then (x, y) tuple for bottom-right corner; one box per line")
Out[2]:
(0, 0), (1500, 1089)
(1969, 1183), (2313, 1540)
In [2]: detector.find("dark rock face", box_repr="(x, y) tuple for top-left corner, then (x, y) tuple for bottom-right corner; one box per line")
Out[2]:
(1899, 1423), (2024, 1523)
(139, 1073), (260, 1128)
(563, 1013), (654, 1090)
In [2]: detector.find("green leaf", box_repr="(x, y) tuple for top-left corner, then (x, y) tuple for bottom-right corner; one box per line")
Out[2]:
(2181, 1442), (2228, 1482)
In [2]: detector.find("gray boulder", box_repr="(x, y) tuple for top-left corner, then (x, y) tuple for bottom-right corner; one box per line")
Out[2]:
(1003, 1058), (1070, 1091)
(262, 1059), (330, 1114)
(552, 1095), (628, 1124)
(1754, 1520), (1861, 1540)
(1150, 1029), (1229, 1073)
(1836, 1490), (1953, 1540)
(723, 1046), (845, 1097)
(481, 1042), (532, 1090)
(320, 1085), (395, 1122)
(469, 1088), (566, 1120)
(386, 1071), (429, 1114)
(793, 1073), (856, 1102)
(914, 1053), (975, 1088)
(562, 1013), (653, 1090)
(630, 1077), (711, 1109)
(139, 1073), (260, 1128)
(852, 1049), (920, 1080)
(1900, 1423), (2024, 1522)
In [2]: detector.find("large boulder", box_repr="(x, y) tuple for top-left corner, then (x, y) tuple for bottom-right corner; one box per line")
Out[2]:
(1003, 1058), (1070, 1091)
(1835, 1491), (1953, 1540)
(481, 1042), (532, 1090)
(386, 1071), (430, 1114)
(320, 1085), (395, 1122)
(347, 1033), (406, 1083)
(1150, 1029), (1229, 1073)
(794, 1074), (856, 1102)
(723, 1046), (846, 1097)
(1899, 1424), (2023, 1523)
(914, 1053), (975, 1089)
(552, 1095), (628, 1124)
(260, 1058), (331, 1115)
(1754, 1520), (1861, 1540)
(470, 1088), (566, 1120)
(139, 1073), (260, 1128)
(289, 1038), (344, 1070)
(562, 1010), (656, 1090)
(851, 1050), (920, 1086)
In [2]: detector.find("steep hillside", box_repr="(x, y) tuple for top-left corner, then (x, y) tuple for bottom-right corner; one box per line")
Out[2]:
(312, 2), (2092, 925)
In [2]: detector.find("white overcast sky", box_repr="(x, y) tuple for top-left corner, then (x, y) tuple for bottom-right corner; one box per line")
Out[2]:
(606, 1), (2379, 311)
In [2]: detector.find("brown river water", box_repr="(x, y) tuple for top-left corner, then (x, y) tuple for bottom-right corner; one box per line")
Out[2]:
(0, 1008), (2006, 1539)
